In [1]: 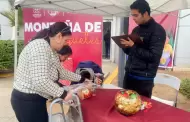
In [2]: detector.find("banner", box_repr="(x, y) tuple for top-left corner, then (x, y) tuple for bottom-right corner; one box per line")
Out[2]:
(23, 8), (103, 71)
(129, 11), (178, 68)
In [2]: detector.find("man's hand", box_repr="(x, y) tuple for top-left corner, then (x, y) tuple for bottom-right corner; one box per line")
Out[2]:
(120, 37), (134, 47)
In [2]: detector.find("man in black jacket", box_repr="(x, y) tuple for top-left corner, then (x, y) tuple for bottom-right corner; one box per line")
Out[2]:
(121, 0), (166, 98)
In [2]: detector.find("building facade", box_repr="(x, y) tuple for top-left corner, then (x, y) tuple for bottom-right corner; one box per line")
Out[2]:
(0, 0), (24, 40)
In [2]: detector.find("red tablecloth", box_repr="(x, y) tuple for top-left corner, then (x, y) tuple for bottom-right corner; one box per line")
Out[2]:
(81, 89), (190, 122)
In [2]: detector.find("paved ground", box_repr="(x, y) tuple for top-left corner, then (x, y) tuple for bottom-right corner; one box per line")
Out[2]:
(0, 77), (17, 122)
(102, 59), (117, 75)
(0, 59), (117, 122)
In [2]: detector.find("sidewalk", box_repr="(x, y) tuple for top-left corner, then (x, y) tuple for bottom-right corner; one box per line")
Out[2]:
(0, 77), (17, 122)
(0, 60), (117, 122)
(102, 59), (118, 76)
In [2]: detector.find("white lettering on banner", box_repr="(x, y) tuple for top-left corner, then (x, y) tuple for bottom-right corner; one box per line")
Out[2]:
(24, 21), (102, 32)
(32, 8), (42, 18)
(48, 10), (59, 17)
(73, 22), (81, 32)
(85, 22), (93, 32)
(25, 23), (33, 32)
(33, 23), (41, 32)
(94, 22), (101, 32)
(65, 20), (72, 32)
(25, 22), (55, 32)
(85, 22), (101, 32)
(41, 22), (49, 29)
(65, 20), (70, 26)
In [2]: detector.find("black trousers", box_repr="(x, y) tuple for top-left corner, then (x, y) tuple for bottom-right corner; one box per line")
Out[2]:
(105, 42), (110, 58)
(123, 73), (154, 98)
(11, 89), (48, 122)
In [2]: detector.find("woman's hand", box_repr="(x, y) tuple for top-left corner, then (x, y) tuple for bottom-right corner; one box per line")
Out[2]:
(64, 90), (73, 101)
(94, 73), (103, 85)
(85, 81), (94, 90)
(95, 77), (102, 85)
(84, 79), (93, 83)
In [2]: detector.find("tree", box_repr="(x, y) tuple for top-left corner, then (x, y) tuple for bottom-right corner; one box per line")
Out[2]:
(0, 0), (23, 40)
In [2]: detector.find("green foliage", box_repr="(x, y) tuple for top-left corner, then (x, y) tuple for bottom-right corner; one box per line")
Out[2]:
(179, 79), (190, 99)
(0, 40), (24, 70)
(0, 0), (23, 27)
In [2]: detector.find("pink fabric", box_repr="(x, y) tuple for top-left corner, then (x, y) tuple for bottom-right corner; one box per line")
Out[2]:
(81, 89), (190, 122)
(59, 58), (73, 86)
(23, 8), (103, 70)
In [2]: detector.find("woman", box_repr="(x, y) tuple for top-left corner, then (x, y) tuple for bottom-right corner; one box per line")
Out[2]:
(11, 22), (89, 122)
(58, 45), (72, 62)
(56, 45), (73, 87)
(57, 46), (102, 86)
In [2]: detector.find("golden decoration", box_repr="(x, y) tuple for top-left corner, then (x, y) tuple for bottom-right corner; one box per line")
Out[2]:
(115, 89), (142, 115)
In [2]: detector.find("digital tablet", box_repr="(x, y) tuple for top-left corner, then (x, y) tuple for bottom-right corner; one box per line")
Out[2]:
(111, 35), (129, 48)
(111, 34), (143, 48)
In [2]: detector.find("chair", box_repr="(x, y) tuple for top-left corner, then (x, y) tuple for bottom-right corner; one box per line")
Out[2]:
(151, 73), (181, 107)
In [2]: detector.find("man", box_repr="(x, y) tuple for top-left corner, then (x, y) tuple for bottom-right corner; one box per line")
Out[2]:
(104, 29), (111, 59)
(121, 0), (166, 98)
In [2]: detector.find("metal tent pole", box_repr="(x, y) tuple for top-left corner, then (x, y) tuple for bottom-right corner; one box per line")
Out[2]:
(118, 17), (129, 88)
(14, 6), (19, 79)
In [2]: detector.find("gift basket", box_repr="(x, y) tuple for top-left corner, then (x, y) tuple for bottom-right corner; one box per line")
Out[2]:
(114, 89), (152, 116)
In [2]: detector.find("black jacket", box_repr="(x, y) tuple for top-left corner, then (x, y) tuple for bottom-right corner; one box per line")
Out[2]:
(123, 18), (166, 78)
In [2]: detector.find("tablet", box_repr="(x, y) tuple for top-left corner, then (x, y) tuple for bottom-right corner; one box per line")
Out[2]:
(111, 35), (129, 48)
(111, 34), (143, 48)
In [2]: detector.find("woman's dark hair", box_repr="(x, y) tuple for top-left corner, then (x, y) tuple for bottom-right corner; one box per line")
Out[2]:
(31, 22), (71, 42)
(130, 0), (151, 16)
(58, 45), (72, 56)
